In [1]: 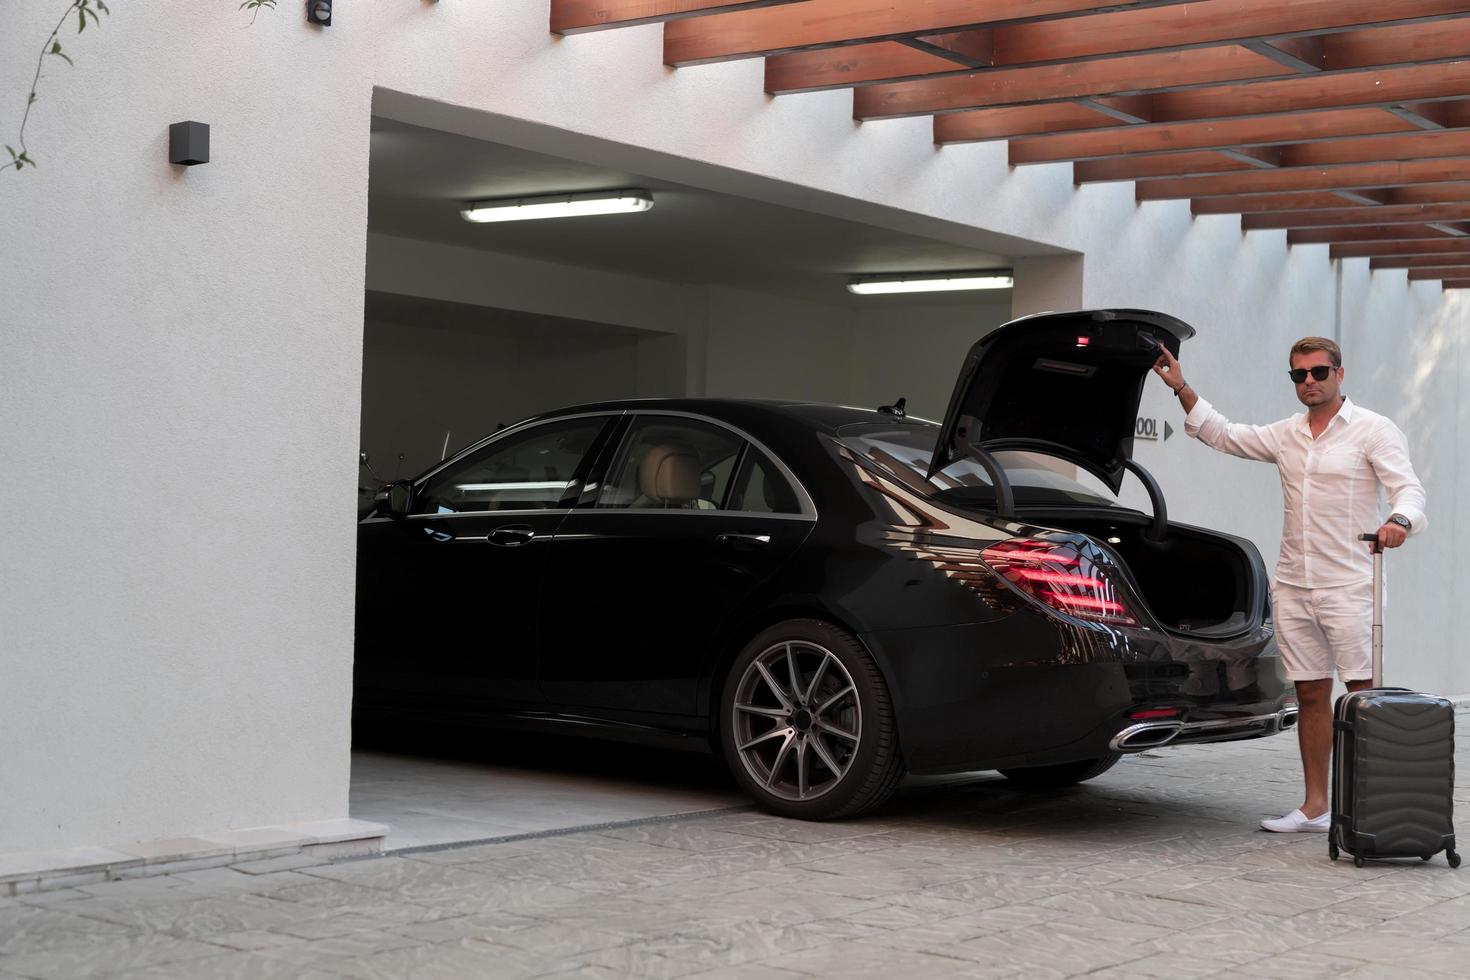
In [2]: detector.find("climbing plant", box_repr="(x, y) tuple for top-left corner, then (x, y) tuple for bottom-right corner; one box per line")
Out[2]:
(6, 1), (276, 173)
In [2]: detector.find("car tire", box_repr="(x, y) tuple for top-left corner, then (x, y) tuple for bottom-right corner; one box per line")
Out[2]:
(997, 754), (1121, 788)
(720, 619), (904, 820)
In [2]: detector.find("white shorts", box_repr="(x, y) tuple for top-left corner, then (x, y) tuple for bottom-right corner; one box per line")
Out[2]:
(1271, 580), (1374, 682)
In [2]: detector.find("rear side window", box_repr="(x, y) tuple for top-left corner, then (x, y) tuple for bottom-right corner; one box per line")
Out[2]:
(598, 417), (744, 510)
(413, 417), (607, 515)
(837, 423), (1117, 508)
(730, 450), (801, 515)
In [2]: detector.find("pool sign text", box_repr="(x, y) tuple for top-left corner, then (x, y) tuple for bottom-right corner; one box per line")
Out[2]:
(1135, 417), (1174, 442)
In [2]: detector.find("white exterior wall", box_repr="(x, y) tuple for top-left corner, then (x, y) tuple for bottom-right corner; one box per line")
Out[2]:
(2, 1), (1465, 854)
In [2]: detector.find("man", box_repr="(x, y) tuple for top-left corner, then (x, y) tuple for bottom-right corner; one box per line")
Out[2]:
(1153, 337), (1426, 833)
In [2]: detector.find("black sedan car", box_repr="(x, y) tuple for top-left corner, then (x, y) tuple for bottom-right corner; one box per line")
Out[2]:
(356, 309), (1296, 819)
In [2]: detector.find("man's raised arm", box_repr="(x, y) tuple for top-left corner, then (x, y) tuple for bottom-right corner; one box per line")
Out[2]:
(1153, 345), (1279, 463)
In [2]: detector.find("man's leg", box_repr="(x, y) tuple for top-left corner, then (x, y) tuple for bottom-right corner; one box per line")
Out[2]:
(1294, 678), (1332, 818)
(1262, 584), (1335, 832)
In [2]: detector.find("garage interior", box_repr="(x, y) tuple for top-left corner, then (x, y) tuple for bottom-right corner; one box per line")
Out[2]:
(351, 116), (1031, 850)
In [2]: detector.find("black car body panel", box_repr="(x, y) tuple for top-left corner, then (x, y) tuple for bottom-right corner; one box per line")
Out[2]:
(356, 310), (1292, 790)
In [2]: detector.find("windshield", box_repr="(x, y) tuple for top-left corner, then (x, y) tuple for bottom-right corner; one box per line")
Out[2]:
(837, 421), (1120, 509)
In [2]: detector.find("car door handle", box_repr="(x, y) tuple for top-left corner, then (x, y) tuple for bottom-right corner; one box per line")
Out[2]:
(717, 533), (772, 548)
(488, 524), (536, 547)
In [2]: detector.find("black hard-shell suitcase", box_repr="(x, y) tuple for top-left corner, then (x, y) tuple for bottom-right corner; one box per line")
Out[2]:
(1329, 534), (1459, 868)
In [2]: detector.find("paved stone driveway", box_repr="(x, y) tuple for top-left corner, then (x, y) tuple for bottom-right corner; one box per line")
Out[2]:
(4, 715), (1469, 979)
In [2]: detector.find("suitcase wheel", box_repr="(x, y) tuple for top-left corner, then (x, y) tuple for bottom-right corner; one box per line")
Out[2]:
(1449, 851), (1462, 870)
(1354, 856), (1366, 868)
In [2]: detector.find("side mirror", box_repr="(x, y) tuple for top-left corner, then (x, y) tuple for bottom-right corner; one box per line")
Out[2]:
(375, 481), (413, 519)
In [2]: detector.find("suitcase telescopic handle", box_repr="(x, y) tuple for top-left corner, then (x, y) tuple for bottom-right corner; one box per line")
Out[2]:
(1360, 532), (1384, 687)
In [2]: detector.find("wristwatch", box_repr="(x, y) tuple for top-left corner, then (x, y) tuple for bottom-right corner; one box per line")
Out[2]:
(1388, 514), (1412, 530)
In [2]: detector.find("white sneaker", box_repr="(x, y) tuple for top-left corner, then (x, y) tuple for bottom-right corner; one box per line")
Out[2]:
(1260, 808), (1331, 833)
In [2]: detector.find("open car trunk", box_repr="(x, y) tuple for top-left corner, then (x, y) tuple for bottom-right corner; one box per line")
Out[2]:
(1024, 508), (1267, 638)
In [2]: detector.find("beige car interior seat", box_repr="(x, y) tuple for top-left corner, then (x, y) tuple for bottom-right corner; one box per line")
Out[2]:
(637, 444), (701, 508)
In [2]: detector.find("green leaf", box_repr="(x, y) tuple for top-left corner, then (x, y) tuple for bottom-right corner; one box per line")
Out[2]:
(5, 146), (15, 161)
(79, 8), (86, 32)
(49, 41), (74, 67)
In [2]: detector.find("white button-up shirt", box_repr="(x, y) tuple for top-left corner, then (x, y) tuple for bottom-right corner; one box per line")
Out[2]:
(1184, 396), (1427, 589)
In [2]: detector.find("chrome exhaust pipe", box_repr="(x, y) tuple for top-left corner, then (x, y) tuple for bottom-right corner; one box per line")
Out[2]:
(1277, 705), (1299, 731)
(1110, 721), (1185, 753)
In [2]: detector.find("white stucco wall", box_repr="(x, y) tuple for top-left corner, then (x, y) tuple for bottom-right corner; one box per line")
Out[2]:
(1, 5), (374, 853)
(2, 1), (1465, 854)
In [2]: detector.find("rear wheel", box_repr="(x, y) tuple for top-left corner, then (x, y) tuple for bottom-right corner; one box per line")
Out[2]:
(998, 754), (1121, 788)
(720, 620), (904, 820)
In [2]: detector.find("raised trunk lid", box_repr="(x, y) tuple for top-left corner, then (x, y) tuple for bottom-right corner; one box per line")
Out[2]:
(929, 309), (1195, 493)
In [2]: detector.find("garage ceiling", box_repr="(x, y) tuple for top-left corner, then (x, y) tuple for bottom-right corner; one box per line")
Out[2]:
(368, 118), (1013, 306)
(551, 0), (1470, 290)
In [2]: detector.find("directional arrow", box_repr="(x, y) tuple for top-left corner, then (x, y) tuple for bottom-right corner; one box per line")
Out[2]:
(1164, 421), (1175, 442)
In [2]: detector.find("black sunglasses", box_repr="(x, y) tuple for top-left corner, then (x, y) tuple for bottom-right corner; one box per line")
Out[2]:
(1288, 365), (1335, 384)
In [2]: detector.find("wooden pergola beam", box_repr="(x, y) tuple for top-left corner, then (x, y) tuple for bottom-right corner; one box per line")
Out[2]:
(765, 41), (958, 92)
(1192, 192), (1390, 214)
(551, 0), (810, 35)
(1146, 63), (1470, 126)
(1278, 126), (1470, 166)
(1441, 279), (1470, 287)
(1192, 186), (1470, 214)
(935, 103), (1125, 142)
(1332, 238), (1470, 258)
(1077, 132), (1470, 184)
(663, 0), (1193, 66)
(1073, 151), (1269, 184)
(857, 30), (1470, 119)
(1371, 254), (1470, 268)
(855, 47), (1291, 119)
(1136, 158), (1470, 200)
(762, 3), (1470, 92)
(1243, 203), (1470, 230)
(1385, 182), (1470, 203)
(1288, 225), (1463, 244)
(1006, 108), (1428, 161)
(1408, 267), (1470, 278)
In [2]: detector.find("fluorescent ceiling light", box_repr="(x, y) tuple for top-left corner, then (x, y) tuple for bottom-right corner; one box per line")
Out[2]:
(847, 271), (1014, 295)
(461, 189), (654, 223)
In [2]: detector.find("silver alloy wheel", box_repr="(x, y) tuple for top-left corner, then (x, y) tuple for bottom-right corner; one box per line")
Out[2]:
(730, 640), (862, 803)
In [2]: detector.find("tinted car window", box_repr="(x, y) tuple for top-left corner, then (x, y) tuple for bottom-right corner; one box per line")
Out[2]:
(730, 449), (801, 515)
(599, 417), (743, 510)
(837, 422), (1118, 508)
(413, 417), (607, 515)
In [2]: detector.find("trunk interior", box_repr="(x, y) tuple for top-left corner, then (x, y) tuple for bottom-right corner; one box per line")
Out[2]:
(1023, 509), (1262, 637)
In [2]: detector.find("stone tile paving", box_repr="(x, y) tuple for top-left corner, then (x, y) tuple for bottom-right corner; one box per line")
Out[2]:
(3, 712), (1469, 979)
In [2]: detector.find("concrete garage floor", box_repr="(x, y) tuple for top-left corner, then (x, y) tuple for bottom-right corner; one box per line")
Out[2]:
(349, 730), (747, 850)
(4, 715), (1469, 978)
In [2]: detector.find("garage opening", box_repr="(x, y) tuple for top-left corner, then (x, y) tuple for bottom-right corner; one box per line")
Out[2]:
(352, 113), (1028, 849)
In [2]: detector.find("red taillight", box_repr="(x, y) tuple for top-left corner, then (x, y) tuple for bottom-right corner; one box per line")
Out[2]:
(1130, 708), (1181, 720)
(981, 538), (1139, 627)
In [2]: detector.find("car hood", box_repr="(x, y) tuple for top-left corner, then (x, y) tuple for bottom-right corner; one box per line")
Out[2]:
(927, 309), (1196, 493)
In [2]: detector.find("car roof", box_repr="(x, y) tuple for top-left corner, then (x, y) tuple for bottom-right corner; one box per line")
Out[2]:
(533, 398), (940, 434)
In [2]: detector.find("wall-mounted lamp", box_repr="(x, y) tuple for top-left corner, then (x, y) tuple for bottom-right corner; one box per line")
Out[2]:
(168, 121), (210, 166)
(846, 270), (1014, 295)
(307, 0), (332, 26)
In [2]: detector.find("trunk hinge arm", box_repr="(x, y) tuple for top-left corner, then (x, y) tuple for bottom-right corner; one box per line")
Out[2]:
(1124, 459), (1168, 542)
(962, 441), (1015, 518)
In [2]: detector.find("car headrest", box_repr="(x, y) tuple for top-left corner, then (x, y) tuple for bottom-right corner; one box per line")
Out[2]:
(638, 444), (701, 505)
